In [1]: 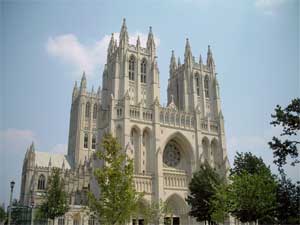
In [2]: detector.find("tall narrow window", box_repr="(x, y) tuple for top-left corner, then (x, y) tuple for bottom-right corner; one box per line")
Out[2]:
(195, 73), (200, 96)
(129, 56), (135, 81)
(204, 75), (209, 98)
(141, 59), (147, 83)
(38, 174), (45, 190)
(88, 216), (95, 225)
(93, 104), (97, 119)
(92, 135), (96, 150)
(85, 102), (91, 118)
(84, 133), (88, 148)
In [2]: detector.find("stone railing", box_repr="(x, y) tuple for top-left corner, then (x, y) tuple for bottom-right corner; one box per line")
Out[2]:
(200, 119), (218, 133)
(159, 108), (195, 130)
(129, 106), (153, 123)
(163, 169), (189, 190)
(133, 174), (152, 194)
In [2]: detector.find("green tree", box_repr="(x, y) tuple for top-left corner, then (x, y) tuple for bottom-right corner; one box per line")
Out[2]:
(88, 133), (141, 225)
(269, 98), (300, 168)
(275, 173), (300, 224)
(186, 163), (223, 225)
(230, 152), (270, 176)
(0, 205), (6, 223)
(38, 168), (69, 225)
(226, 171), (277, 224)
(212, 152), (277, 224)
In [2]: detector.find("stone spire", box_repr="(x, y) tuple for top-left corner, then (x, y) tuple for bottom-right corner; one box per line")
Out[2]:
(29, 142), (35, 152)
(136, 35), (141, 48)
(169, 50), (177, 73)
(184, 38), (193, 65)
(72, 81), (78, 100)
(119, 18), (129, 47)
(147, 26), (156, 56)
(178, 57), (181, 66)
(80, 71), (87, 91)
(207, 45), (215, 68)
(199, 53), (203, 65)
(108, 33), (115, 54)
(97, 85), (101, 96)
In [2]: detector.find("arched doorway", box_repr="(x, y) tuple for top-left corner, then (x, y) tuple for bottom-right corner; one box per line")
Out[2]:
(164, 194), (189, 225)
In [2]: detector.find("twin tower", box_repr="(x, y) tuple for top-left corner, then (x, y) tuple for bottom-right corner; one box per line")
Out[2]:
(67, 19), (225, 171)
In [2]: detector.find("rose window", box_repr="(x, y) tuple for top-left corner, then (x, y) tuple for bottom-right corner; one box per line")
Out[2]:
(163, 142), (181, 167)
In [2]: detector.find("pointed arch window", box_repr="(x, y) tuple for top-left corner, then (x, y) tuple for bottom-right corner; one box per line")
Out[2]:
(92, 135), (96, 150)
(85, 102), (91, 118)
(93, 104), (97, 119)
(204, 75), (209, 98)
(141, 59), (147, 83)
(38, 174), (46, 190)
(129, 56), (135, 81)
(84, 133), (89, 148)
(195, 73), (200, 96)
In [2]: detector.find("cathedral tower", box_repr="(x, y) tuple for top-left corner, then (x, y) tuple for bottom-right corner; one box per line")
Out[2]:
(67, 72), (101, 167)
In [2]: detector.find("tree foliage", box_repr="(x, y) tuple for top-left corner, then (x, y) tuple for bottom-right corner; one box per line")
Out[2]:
(88, 133), (141, 225)
(275, 173), (300, 224)
(212, 152), (277, 224)
(38, 168), (69, 224)
(226, 171), (277, 223)
(0, 205), (5, 222)
(186, 163), (223, 224)
(269, 98), (300, 168)
(230, 152), (270, 176)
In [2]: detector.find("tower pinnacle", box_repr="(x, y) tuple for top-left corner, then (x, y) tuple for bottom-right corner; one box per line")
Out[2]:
(184, 38), (193, 64)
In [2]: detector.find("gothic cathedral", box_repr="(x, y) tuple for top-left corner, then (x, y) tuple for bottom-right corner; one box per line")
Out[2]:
(20, 19), (230, 225)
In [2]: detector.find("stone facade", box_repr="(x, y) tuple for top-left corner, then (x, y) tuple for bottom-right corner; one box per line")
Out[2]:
(20, 19), (230, 225)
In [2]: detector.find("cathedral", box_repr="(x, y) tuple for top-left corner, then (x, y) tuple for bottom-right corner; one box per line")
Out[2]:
(20, 19), (230, 225)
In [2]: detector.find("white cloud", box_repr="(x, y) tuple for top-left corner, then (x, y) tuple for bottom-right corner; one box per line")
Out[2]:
(46, 32), (160, 79)
(255, 0), (286, 15)
(0, 128), (37, 153)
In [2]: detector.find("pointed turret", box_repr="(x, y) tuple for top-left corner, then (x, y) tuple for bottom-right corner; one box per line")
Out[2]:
(136, 36), (141, 47)
(184, 38), (193, 65)
(169, 50), (177, 74)
(97, 85), (101, 97)
(48, 157), (52, 167)
(108, 33), (115, 54)
(119, 18), (129, 48)
(199, 54), (203, 65)
(147, 26), (156, 57)
(178, 57), (181, 66)
(80, 71), (87, 93)
(72, 81), (78, 101)
(29, 142), (35, 152)
(207, 45), (215, 68)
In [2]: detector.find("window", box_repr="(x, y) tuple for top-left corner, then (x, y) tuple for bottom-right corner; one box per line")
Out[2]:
(88, 216), (95, 225)
(129, 56), (135, 81)
(85, 102), (91, 118)
(58, 217), (65, 225)
(93, 104), (97, 119)
(140, 59), (147, 83)
(84, 133), (88, 148)
(204, 75), (209, 98)
(195, 73), (200, 96)
(73, 219), (79, 225)
(37, 174), (45, 190)
(92, 135), (96, 150)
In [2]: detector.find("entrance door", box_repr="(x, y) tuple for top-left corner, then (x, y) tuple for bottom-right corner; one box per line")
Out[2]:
(164, 217), (180, 225)
(173, 217), (180, 225)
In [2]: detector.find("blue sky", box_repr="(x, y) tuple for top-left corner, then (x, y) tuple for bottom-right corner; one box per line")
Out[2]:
(1, 0), (299, 206)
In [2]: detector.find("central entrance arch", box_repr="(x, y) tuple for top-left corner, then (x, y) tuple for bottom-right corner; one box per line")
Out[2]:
(164, 194), (189, 225)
